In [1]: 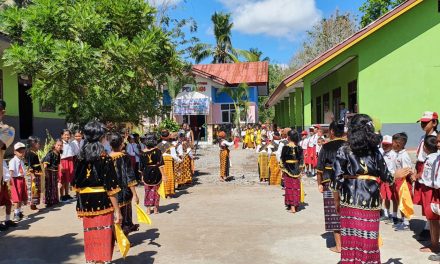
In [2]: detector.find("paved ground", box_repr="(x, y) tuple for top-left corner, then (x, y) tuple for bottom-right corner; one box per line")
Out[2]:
(0, 146), (434, 264)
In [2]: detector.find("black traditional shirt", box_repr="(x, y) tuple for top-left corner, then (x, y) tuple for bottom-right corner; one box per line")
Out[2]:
(42, 151), (60, 171)
(140, 148), (164, 186)
(25, 150), (42, 173)
(317, 139), (345, 185)
(72, 155), (120, 217)
(333, 144), (394, 210)
(110, 152), (137, 206)
(280, 143), (303, 178)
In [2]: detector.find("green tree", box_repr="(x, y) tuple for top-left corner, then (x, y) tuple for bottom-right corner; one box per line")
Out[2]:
(290, 10), (358, 70)
(359, 0), (405, 28)
(191, 12), (237, 64)
(0, 0), (184, 125)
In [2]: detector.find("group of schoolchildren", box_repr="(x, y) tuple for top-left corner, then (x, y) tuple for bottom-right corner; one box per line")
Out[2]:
(0, 116), (196, 235)
(0, 128), (83, 232)
(378, 111), (440, 261)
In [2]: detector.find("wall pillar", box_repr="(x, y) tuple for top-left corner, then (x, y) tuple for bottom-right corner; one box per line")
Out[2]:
(289, 92), (295, 127)
(303, 79), (312, 126)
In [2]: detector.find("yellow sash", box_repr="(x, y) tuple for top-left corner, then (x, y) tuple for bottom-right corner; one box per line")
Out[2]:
(114, 224), (130, 258)
(79, 186), (106, 194)
(398, 181), (414, 218)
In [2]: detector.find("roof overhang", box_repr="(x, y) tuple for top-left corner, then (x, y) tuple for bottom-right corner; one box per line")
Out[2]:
(266, 0), (423, 108)
(311, 56), (357, 85)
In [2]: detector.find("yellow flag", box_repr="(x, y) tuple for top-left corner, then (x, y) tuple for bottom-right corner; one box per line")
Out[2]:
(398, 181), (414, 218)
(114, 223), (130, 258)
(300, 180), (305, 203)
(135, 204), (152, 225)
(158, 181), (166, 199)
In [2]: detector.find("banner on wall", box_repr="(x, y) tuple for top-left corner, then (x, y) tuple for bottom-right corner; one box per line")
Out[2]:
(174, 97), (209, 115)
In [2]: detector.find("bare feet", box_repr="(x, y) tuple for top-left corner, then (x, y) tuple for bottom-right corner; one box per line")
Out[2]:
(154, 207), (158, 214)
(290, 207), (296, 214)
(420, 246), (440, 253)
(329, 247), (341, 253)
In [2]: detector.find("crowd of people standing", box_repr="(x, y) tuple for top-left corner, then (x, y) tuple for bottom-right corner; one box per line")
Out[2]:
(221, 110), (440, 263)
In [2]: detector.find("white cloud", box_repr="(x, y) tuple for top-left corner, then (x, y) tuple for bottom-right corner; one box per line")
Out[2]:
(147, 0), (183, 7)
(218, 0), (321, 40)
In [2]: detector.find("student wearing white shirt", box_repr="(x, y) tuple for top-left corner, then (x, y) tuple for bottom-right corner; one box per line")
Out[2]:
(157, 130), (181, 198)
(60, 129), (75, 202)
(413, 136), (440, 254)
(379, 135), (397, 222)
(0, 160), (16, 230)
(414, 111), (438, 207)
(9, 142), (28, 222)
(72, 130), (84, 156)
(218, 131), (233, 181)
(392, 132), (414, 231)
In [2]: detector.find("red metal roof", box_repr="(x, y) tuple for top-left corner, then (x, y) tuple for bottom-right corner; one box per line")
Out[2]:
(192, 61), (269, 86)
(266, 0), (422, 107)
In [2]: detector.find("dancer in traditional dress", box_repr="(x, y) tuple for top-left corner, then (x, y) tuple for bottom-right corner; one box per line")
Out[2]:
(280, 129), (303, 213)
(157, 130), (181, 198)
(72, 121), (122, 264)
(316, 121), (345, 253)
(140, 133), (165, 214)
(218, 131), (233, 181)
(268, 131), (281, 186)
(333, 114), (409, 264)
(42, 139), (62, 207)
(257, 135), (269, 182)
(25, 136), (42, 211)
(109, 133), (139, 235)
(177, 132), (194, 185)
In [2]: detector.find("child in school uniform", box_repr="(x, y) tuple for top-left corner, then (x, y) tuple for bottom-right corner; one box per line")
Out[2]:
(9, 142), (28, 222)
(0, 160), (17, 230)
(380, 135), (397, 222)
(414, 111), (438, 241)
(392, 132), (413, 231)
(414, 135), (439, 253)
(59, 129), (75, 202)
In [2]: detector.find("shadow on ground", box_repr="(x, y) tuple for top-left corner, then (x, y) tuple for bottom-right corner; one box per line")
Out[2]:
(0, 233), (82, 263)
(160, 203), (180, 214)
(115, 228), (160, 263)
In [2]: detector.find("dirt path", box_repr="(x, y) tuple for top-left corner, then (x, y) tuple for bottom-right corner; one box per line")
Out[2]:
(0, 147), (431, 264)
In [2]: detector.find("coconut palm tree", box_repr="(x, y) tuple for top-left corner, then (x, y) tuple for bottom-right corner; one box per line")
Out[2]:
(192, 12), (238, 64)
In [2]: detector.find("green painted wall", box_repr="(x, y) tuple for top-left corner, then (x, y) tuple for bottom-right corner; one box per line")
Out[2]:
(295, 90), (303, 128)
(311, 58), (358, 123)
(289, 92), (295, 127)
(1, 65), (19, 116)
(356, 0), (440, 123)
(1, 60), (64, 120)
(298, 0), (440, 125)
(303, 79), (312, 126)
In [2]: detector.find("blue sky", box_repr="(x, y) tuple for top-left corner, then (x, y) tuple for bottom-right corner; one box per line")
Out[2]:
(164, 0), (366, 65)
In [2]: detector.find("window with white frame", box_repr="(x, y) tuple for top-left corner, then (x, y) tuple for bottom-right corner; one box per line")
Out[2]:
(221, 104), (235, 123)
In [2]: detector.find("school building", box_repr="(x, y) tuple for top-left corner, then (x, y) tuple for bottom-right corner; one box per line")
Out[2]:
(163, 61), (269, 143)
(0, 33), (65, 140)
(266, 0), (440, 147)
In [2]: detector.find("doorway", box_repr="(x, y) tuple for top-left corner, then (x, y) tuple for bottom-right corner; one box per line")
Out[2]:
(332, 87), (341, 121)
(183, 115), (206, 141)
(18, 76), (33, 139)
(348, 80), (358, 114)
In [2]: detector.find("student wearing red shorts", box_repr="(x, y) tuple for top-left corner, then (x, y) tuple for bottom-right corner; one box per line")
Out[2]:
(413, 136), (439, 253)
